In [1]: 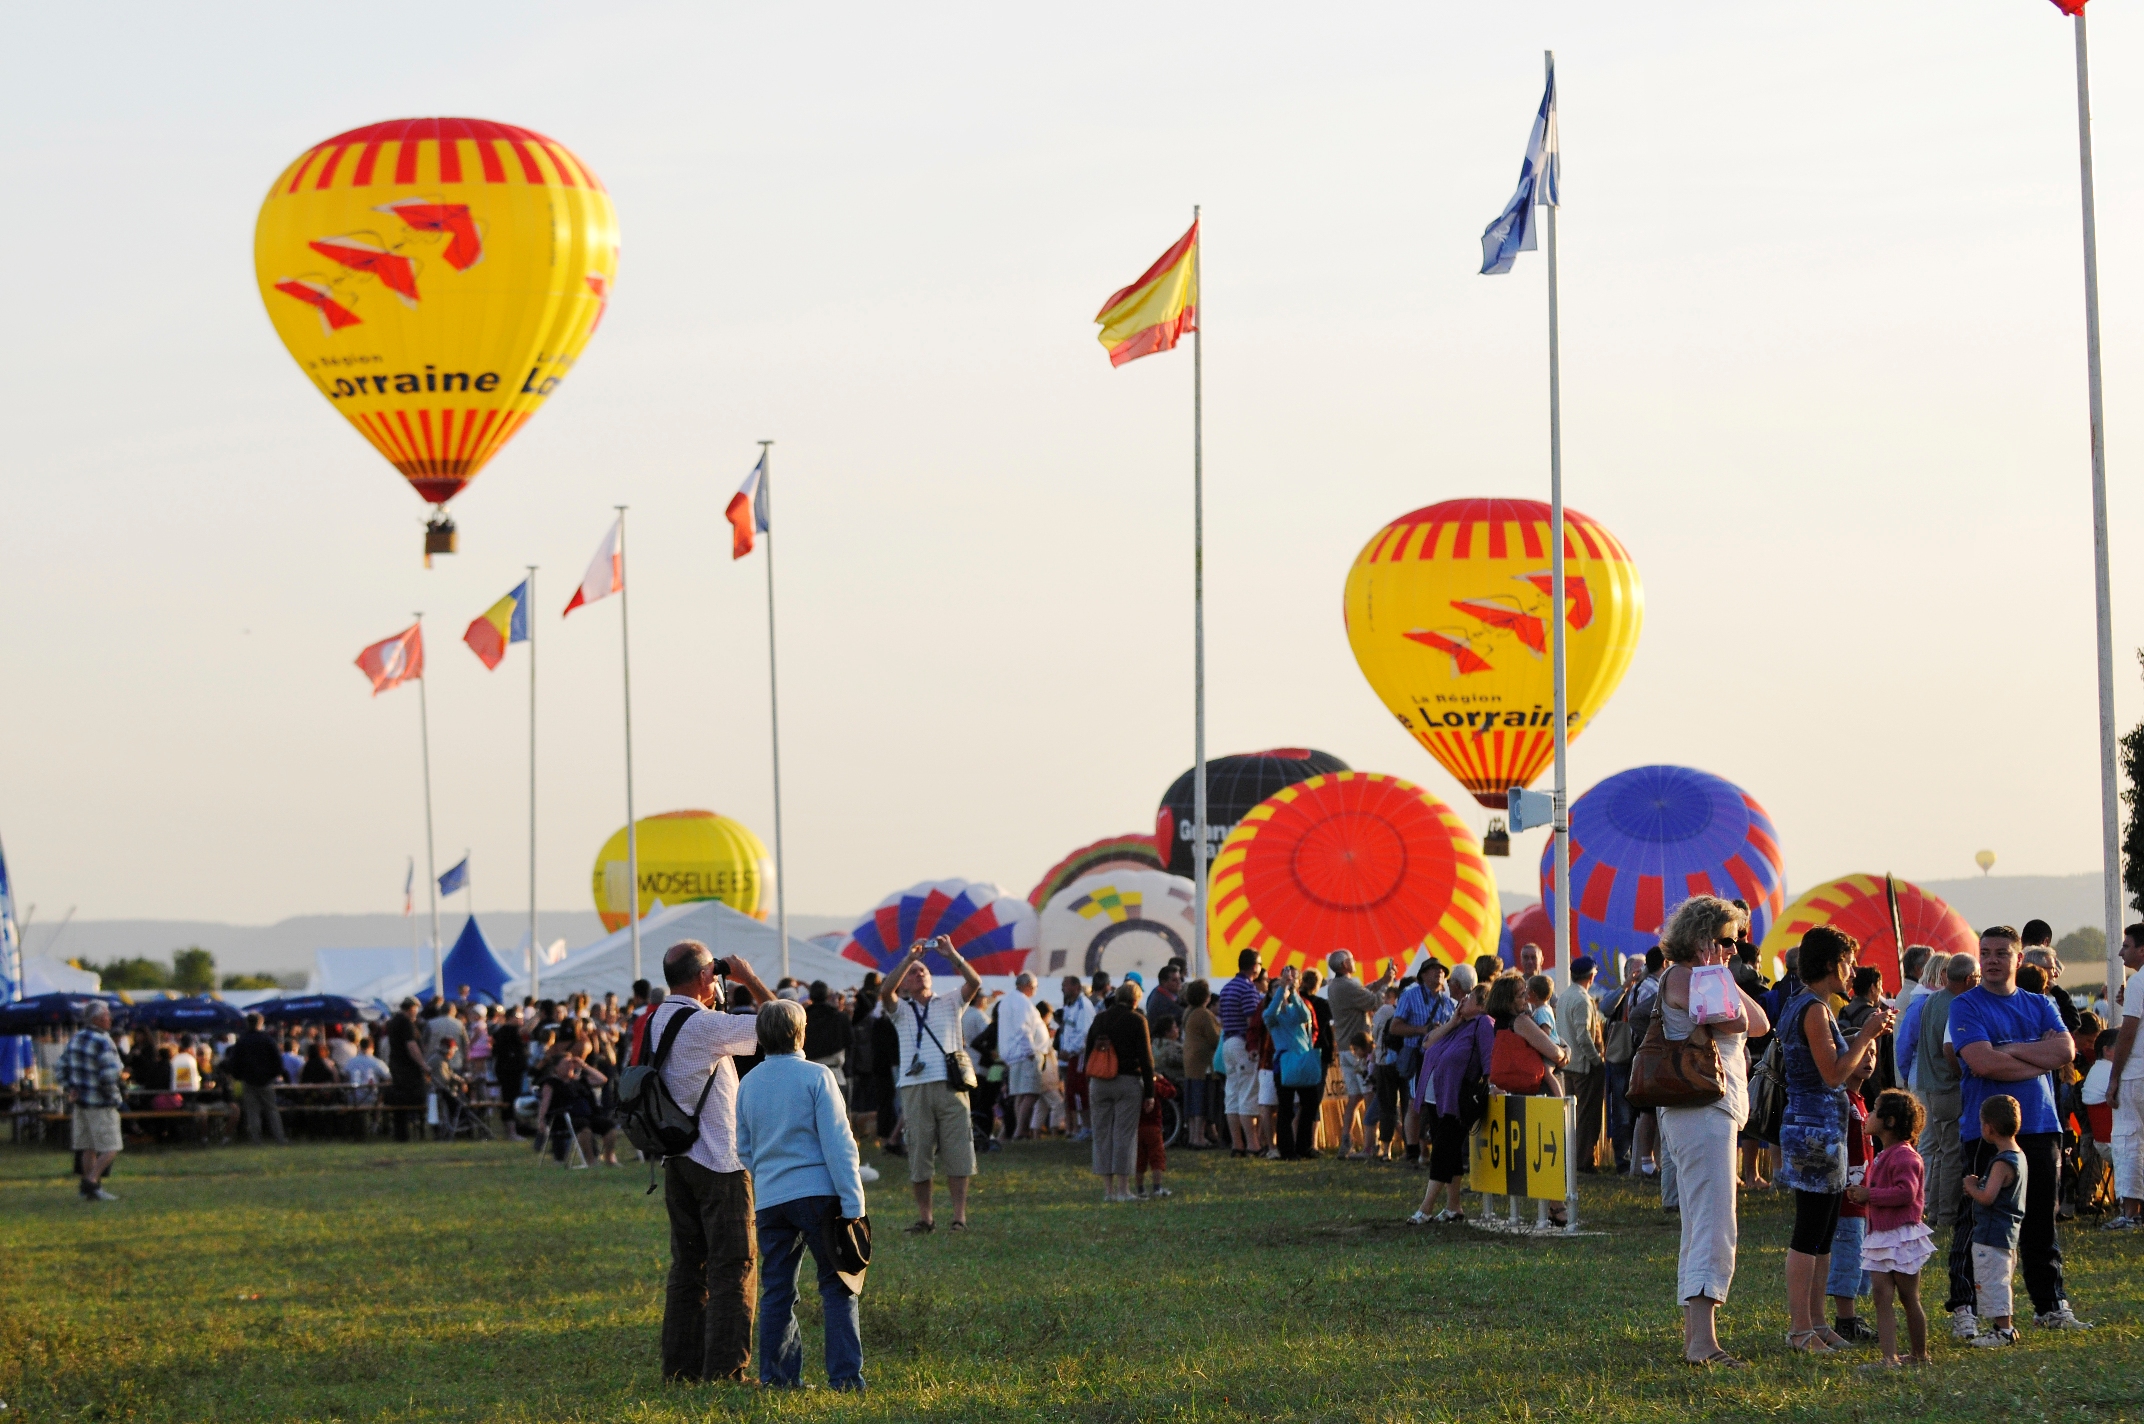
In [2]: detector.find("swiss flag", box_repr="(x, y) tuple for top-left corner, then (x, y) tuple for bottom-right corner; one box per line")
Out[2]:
(355, 624), (424, 696)
(563, 518), (622, 617)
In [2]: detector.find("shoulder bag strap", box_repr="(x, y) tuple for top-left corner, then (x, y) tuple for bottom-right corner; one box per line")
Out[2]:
(641, 1002), (698, 1069)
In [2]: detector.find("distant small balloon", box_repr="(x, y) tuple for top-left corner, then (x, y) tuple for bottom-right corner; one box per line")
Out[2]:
(1975, 849), (1996, 876)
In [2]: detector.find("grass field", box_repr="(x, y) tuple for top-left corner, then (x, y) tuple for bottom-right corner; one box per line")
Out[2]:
(0, 1134), (2137, 1422)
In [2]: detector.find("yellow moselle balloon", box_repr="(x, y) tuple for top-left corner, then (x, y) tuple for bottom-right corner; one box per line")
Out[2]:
(592, 811), (771, 933)
(1344, 498), (1643, 808)
(254, 118), (618, 538)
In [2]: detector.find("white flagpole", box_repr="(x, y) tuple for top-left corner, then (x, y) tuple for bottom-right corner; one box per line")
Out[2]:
(1191, 203), (1209, 985)
(2071, 13), (2123, 1024)
(759, 441), (790, 978)
(1543, 49), (1571, 992)
(416, 615), (442, 1001)
(527, 565), (540, 1003)
(617, 508), (642, 986)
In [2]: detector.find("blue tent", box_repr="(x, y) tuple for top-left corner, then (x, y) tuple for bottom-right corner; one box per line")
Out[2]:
(438, 916), (514, 1005)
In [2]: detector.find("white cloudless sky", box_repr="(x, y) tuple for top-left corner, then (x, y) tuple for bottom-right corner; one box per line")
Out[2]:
(3, 1), (2141, 927)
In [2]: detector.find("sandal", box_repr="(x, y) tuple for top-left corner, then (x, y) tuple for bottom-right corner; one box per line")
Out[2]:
(902, 1220), (935, 1235)
(1683, 1349), (1748, 1368)
(1406, 1210), (1436, 1225)
(1785, 1329), (1836, 1354)
(948, 1220), (967, 1232)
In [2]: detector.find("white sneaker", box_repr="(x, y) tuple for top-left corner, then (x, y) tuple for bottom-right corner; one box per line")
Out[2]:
(1967, 1326), (2019, 1349)
(2033, 1303), (2093, 1330)
(858, 1163), (881, 1183)
(1949, 1306), (1980, 1340)
(89, 1188), (118, 1202)
(2097, 1214), (2137, 1231)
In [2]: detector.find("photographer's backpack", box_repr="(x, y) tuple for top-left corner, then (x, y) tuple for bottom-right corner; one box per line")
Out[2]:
(619, 1003), (717, 1191)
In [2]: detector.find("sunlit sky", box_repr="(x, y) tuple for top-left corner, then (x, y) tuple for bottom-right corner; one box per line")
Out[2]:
(4, 1), (2140, 929)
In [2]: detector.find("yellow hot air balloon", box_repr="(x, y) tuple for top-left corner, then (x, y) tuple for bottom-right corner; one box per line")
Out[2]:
(254, 118), (619, 561)
(592, 811), (771, 933)
(1344, 498), (1642, 807)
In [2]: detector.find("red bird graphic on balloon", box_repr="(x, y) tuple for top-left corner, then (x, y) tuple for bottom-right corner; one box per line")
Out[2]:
(376, 199), (484, 271)
(1402, 628), (1493, 675)
(309, 236), (420, 306)
(273, 278), (362, 334)
(1450, 598), (1545, 654)
(1520, 571), (1593, 628)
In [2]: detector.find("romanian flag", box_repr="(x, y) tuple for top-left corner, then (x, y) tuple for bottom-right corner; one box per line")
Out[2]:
(355, 624), (423, 696)
(1095, 219), (1198, 367)
(463, 580), (529, 669)
(728, 453), (769, 559)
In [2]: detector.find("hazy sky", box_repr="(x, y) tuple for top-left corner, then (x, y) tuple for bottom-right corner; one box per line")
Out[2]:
(4, 1), (2140, 930)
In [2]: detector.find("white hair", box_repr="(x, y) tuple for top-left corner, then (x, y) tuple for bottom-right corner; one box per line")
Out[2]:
(757, 999), (807, 1054)
(1327, 950), (1354, 974)
(1448, 963), (1478, 995)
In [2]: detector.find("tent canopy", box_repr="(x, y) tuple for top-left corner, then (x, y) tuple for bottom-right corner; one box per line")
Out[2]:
(440, 916), (515, 1004)
(310, 947), (422, 997)
(511, 900), (860, 1003)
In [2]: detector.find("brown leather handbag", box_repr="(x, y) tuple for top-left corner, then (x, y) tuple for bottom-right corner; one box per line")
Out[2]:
(1625, 998), (1724, 1109)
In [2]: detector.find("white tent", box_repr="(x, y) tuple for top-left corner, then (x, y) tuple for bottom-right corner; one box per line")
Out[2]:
(310, 947), (424, 996)
(509, 900), (861, 1002)
(22, 956), (102, 996)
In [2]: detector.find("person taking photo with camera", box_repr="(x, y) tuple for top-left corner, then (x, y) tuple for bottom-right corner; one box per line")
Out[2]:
(878, 935), (983, 1233)
(643, 939), (773, 1385)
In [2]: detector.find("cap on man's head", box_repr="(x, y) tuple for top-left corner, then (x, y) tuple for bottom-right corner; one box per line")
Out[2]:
(1570, 955), (1597, 979)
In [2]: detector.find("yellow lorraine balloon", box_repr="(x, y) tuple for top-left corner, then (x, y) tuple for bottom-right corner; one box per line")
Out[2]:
(254, 118), (619, 559)
(593, 811), (771, 933)
(1344, 498), (1642, 808)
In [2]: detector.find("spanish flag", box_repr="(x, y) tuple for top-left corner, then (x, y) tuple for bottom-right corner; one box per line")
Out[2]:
(463, 579), (529, 669)
(1095, 219), (1198, 367)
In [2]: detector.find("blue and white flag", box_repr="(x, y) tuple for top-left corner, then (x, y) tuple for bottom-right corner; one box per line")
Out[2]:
(0, 833), (33, 1084)
(1480, 59), (1560, 276)
(438, 856), (470, 898)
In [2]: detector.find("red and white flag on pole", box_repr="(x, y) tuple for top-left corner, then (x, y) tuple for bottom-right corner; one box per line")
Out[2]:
(562, 518), (622, 617)
(355, 624), (424, 696)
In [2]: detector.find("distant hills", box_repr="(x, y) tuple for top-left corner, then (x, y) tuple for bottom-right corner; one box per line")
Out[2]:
(22, 873), (2127, 983)
(30, 909), (861, 978)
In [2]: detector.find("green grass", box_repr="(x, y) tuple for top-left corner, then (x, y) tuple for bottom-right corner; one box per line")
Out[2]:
(0, 1134), (2137, 1422)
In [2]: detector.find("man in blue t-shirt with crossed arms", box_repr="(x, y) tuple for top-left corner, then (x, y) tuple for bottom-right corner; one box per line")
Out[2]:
(1940, 924), (2089, 1338)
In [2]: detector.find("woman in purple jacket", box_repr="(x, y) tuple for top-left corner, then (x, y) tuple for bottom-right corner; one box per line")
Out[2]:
(1407, 981), (1494, 1225)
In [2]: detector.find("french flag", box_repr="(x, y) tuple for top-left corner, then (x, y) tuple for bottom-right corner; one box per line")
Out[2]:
(727, 454), (770, 560)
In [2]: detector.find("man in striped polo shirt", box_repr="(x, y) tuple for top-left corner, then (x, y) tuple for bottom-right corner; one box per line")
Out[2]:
(1217, 950), (1266, 1156)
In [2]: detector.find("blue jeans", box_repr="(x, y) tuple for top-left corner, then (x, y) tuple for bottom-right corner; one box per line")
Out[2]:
(1827, 1213), (1870, 1300)
(756, 1195), (864, 1390)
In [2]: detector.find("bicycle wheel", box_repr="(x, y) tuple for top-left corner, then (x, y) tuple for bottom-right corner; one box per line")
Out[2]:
(1161, 1094), (1183, 1147)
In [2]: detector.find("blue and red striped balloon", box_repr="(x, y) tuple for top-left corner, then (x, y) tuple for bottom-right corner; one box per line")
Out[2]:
(836, 879), (1037, 978)
(1541, 765), (1785, 969)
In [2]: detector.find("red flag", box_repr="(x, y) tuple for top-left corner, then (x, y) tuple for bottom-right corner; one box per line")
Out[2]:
(355, 624), (424, 696)
(2048, 0), (2088, 14)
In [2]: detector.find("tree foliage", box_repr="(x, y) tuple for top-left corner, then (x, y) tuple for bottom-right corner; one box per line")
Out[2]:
(171, 947), (217, 993)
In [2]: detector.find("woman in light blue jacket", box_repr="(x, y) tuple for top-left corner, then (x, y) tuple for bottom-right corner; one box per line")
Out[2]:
(1263, 966), (1320, 1160)
(736, 999), (867, 1391)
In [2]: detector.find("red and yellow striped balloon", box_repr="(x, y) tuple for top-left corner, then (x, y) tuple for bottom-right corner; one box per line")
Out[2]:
(254, 118), (618, 540)
(1208, 771), (1501, 983)
(1344, 498), (1643, 808)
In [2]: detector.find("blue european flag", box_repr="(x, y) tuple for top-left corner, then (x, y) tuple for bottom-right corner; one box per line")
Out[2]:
(438, 857), (469, 898)
(1480, 59), (1560, 276)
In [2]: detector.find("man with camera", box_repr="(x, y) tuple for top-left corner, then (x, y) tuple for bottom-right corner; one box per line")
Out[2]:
(645, 938), (773, 1384)
(877, 935), (983, 1233)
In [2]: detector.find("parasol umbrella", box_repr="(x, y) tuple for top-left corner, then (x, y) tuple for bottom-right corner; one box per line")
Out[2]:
(125, 996), (246, 1033)
(254, 995), (375, 1025)
(0, 992), (128, 1033)
(1207, 771), (1502, 983)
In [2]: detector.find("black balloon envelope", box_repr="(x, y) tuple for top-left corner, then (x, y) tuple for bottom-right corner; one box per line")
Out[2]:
(1155, 748), (1350, 879)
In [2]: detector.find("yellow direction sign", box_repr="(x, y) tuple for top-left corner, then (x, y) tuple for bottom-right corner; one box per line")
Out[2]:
(1469, 1093), (1575, 1201)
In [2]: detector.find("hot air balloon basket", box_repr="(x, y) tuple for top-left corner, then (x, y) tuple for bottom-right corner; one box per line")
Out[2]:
(1481, 818), (1511, 857)
(424, 516), (459, 558)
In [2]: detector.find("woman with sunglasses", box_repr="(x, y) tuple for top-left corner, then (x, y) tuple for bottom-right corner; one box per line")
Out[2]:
(1656, 895), (1772, 1367)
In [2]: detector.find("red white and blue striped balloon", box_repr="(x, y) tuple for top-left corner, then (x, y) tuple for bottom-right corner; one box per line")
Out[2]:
(837, 879), (1037, 978)
(1541, 765), (1786, 969)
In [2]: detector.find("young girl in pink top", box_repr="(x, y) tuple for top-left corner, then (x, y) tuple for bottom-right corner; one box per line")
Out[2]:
(1847, 1088), (1935, 1368)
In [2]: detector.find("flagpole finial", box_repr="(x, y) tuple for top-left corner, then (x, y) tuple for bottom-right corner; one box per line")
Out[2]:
(759, 439), (773, 448)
